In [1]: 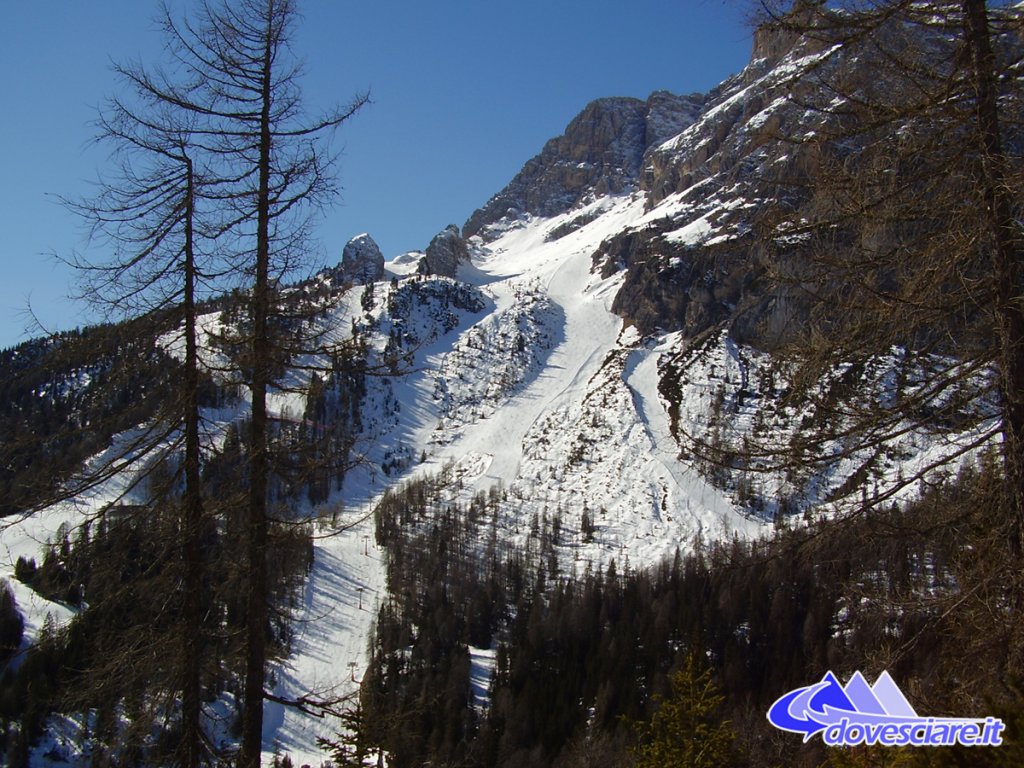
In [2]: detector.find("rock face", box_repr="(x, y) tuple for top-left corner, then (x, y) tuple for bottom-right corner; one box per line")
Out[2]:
(418, 225), (469, 278)
(463, 91), (704, 239)
(339, 233), (385, 284)
(644, 90), (705, 148)
(641, 9), (838, 211)
(459, 56), (819, 342)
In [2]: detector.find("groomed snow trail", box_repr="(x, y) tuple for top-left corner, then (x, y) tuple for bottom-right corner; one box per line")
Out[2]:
(262, 198), (655, 762)
(264, 509), (385, 765)
(260, 195), (769, 762)
(429, 197), (644, 491)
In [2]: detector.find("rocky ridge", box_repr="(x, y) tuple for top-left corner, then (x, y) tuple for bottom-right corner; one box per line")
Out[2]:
(463, 91), (704, 239)
(418, 224), (471, 278)
(337, 232), (385, 285)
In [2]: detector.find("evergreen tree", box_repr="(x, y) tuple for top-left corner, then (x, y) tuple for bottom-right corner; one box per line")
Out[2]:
(0, 583), (23, 663)
(317, 701), (375, 768)
(629, 652), (738, 768)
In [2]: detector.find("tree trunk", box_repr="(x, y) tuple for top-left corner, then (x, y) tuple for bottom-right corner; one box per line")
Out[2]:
(239, 3), (275, 765)
(182, 157), (204, 768)
(963, 0), (1024, 557)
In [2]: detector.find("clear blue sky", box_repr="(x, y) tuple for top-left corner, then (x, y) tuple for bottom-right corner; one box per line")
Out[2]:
(0, 1), (752, 349)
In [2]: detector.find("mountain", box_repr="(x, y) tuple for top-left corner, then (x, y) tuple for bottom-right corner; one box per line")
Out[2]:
(462, 90), (704, 239)
(1, 5), (1017, 764)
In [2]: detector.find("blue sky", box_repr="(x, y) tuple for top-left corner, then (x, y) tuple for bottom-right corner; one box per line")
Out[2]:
(0, 1), (752, 349)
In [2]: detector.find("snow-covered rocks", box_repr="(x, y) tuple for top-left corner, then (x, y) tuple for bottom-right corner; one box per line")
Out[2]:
(338, 232), (385, 285)
(418, 224), (470, 278)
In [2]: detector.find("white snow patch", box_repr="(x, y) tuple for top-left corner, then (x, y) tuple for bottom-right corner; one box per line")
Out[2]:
(664, 215), (714, 246)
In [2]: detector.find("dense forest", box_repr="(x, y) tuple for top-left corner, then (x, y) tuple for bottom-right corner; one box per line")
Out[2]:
(0, 384), (332, 764)
(0, 321), (192, 518)
(0, 285), (373, 765)
(326, 463), (1024, 768)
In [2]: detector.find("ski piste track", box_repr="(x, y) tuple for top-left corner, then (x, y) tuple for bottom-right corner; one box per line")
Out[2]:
(267, 195), (762, 763)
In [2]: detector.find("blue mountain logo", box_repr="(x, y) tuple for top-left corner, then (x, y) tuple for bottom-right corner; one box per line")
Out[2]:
(767, 671), (1005, 747)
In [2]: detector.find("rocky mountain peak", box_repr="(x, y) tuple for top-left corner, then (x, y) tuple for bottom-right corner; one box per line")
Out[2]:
(645, 89), (706, 147)
(418, 224), (470, 278)
(749, 1), (835, 69)
(463, 91), (703, 240)
(337, 232), (385, 285)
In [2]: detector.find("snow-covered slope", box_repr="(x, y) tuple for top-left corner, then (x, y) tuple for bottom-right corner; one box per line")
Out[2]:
(3, 8), (1007, 762)
(259, 191), (767, 764)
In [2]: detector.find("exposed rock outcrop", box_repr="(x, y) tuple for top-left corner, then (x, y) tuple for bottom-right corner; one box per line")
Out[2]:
(463, 92), (703, 239)
(418, 225), (469, 278)
(338, 233), (385, 285)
